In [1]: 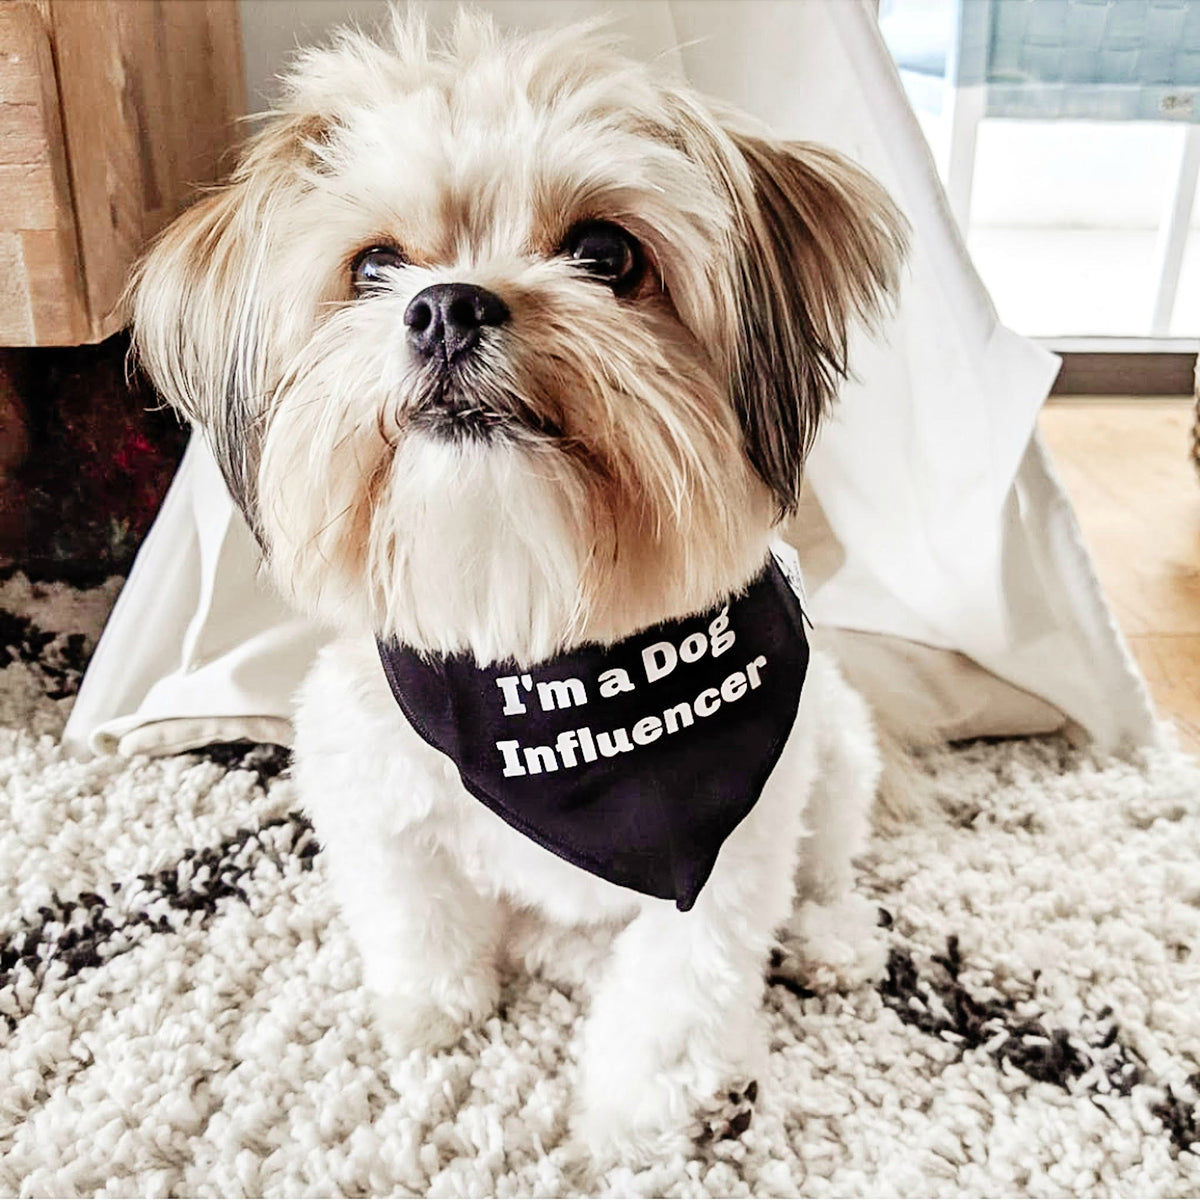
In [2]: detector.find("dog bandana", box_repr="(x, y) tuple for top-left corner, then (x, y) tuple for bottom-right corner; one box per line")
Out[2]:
(377, 551), (809, 910)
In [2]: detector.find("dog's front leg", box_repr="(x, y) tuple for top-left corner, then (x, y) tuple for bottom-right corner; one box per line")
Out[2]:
(318, 824), (503, 1058)
(779, 653), (888, 993)
(573, 800), (802, 1164)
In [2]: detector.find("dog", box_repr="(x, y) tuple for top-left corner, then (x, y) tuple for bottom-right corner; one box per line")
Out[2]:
(130, 8), (908, 1164)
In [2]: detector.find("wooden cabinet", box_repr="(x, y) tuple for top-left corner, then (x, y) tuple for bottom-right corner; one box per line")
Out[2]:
(0, 0), (244, 346)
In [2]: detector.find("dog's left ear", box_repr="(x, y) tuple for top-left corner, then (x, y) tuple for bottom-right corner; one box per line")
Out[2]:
(727, 133), (908, 515)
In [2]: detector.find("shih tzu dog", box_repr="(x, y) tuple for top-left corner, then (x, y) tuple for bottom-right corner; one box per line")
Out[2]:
(130, 8), (907, 1164)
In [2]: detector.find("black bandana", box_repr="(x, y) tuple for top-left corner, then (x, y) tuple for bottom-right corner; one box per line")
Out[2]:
(377, 554), (809, 910)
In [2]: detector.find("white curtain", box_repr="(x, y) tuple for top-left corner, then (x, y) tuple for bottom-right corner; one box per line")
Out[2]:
(63, 0), (1158, 759)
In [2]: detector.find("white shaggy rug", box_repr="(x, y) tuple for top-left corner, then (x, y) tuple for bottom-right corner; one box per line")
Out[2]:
(3, 571), (1200, 1198)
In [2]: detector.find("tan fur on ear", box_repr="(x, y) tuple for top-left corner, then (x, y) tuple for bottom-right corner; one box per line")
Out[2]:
(729, 134), (908, 515)
(130, 186), (262, 519)
(128, 113), (330, 526)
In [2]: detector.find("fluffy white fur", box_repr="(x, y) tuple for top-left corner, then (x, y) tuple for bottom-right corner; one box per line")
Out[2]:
(129, 7), (907, 1167)
(294, 631), (883, 1161)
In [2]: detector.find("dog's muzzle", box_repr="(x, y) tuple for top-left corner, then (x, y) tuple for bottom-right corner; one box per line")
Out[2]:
(405, 282), (510, 365)
(404, 282), (558, 443)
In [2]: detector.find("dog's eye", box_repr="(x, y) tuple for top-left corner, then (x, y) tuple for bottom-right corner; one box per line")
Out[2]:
(563, 222), (642, 291)
(351, 245), (407, 289)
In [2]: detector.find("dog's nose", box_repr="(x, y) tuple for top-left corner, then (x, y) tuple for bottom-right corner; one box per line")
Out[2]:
(404, 283), (510, 363)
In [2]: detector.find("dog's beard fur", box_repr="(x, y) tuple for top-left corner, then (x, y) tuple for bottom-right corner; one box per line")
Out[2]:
(131, 9), (907, 666)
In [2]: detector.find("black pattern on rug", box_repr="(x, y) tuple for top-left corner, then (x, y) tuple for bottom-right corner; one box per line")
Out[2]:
(0, 606), (92, 700)
(0, 807), (316, 1033)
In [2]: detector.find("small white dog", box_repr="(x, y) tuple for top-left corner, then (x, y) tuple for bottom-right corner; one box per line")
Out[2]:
(131, 9), (907, 1163)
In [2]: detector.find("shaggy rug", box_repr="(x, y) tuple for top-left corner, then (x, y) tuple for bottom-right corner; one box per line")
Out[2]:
(3, 571), (1200, 1198)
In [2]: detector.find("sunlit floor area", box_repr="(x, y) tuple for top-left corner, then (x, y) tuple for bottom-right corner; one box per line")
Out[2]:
(1040, 397), (1200, 755)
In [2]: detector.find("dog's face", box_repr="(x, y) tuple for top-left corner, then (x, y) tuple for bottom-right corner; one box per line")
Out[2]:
(132, 11), (906, 666)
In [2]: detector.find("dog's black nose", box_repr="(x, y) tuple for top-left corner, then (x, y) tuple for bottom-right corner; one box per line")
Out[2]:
(404, 283), (509, 362)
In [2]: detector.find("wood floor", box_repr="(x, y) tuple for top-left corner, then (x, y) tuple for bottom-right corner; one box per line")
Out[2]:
(1039, 398), (1200, 755)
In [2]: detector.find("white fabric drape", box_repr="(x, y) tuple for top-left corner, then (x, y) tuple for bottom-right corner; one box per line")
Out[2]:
(63, 0), (1158, 759)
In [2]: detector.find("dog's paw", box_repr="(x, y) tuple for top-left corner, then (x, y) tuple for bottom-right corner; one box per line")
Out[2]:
(570, 1078), (759, 1170)
(570, 1108), (702, 1171)
(691, 1079), (757, 1155)
(775, 892), (887, 993)
(573, 1051), (762, 1169)
(373, 995), (469, 1058)
(371, 969), (499, 1058)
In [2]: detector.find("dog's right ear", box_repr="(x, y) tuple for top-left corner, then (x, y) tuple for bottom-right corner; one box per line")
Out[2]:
(131, 183), (262, 521)
(129, 113), (330, 527)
